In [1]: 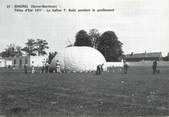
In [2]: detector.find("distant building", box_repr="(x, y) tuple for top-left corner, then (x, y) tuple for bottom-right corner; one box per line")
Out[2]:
(167, 53), (169, 60)
(125, 52), (162, 62)
(0, 57), (5, 67)
(12, 56), (47, 68)
(0, 56), (48, 68)
(5, 58), (13, 67)
(0, 57), (12, 67)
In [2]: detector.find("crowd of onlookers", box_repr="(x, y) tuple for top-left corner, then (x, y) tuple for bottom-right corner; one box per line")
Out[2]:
(96, 60), (160, 75)
(5, 60), (160, 75)
(22, 60), (61, 74)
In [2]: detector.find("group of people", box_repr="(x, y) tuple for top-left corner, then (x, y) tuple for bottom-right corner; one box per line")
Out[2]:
(95, 60), (160, 75)
(41, 62), (50, 73)
(41, 60), (61, 73)
(23, 60), (61, 74)
(96, 62), (129, 75)
(23, 59), (160, 75)
(23, 62), (50, 74)
(24, 64), (37, 74)
(123, 60), (160, 75)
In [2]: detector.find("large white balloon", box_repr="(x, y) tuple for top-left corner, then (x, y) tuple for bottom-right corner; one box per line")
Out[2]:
(50, 46), (106, 72)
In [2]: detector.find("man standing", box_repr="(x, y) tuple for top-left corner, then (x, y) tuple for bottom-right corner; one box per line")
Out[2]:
(24, 64), (27, 74)
(100, 64), (104, 74)
(123, 61), (128, 74)
(152, 60), (157, 74)
(96, 64), (104, 75)
(41, 65), (45, 73)
(45, 62), (49, 73)
(96, 64), (100, 75)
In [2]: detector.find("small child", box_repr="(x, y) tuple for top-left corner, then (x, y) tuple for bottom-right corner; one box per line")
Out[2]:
(56, 60), (61, 73)
(32, 65), (35, 74)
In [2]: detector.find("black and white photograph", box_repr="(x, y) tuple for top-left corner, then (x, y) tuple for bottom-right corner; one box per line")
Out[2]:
(0, 0), (169, 116)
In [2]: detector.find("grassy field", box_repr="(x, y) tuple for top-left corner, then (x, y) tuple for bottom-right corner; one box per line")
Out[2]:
(0, 67), (169, 116)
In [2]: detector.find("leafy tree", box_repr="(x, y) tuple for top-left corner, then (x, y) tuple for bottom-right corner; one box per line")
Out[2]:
(15, 46), (23, 56)
(0, 44), (22, 58)
(163, 52), (169, 61)
(22, 39), (49, 56)
(97, 31), (123, 61)
(22, 39), (37, 56)
(36, 39), (49, 56)
(89, 29), (100, 48)
(74, 30), (92, 47)
(48, 51), (57, 64)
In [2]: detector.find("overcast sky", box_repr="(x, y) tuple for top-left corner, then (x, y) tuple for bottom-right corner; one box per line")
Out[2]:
(0, 0), (169, 56)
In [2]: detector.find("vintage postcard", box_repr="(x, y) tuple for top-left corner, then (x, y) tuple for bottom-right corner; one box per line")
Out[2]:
(0, 0), (169, 116)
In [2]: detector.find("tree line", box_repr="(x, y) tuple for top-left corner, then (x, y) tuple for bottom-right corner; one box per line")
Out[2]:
(74, 29), (123, 62)
(0, 39), (49, 58)
(0, 29), (124, 62)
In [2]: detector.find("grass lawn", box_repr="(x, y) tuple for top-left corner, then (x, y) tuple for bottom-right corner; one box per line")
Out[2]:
(0, 67), (169, 116)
